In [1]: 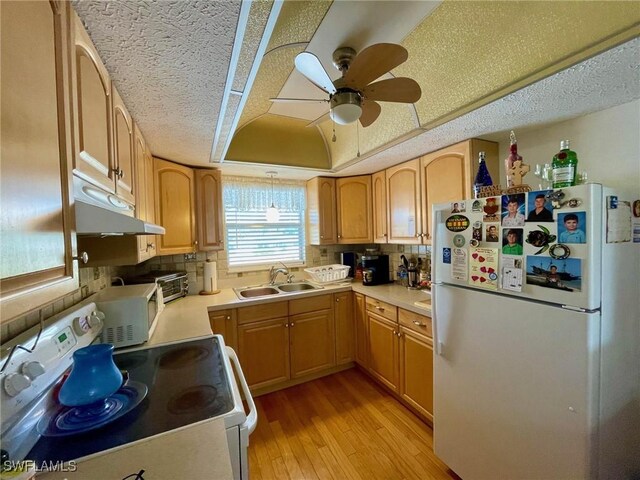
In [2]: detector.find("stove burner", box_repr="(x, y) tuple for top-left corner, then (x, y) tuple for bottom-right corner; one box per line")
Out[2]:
(167, 385), (218, 414)
(38, 381), (148, 437)
(157, 346), (209, 369)
(116, 352), (150, 371)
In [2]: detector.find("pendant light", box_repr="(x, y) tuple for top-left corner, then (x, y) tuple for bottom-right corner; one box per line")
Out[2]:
(265, 171), (280, 222)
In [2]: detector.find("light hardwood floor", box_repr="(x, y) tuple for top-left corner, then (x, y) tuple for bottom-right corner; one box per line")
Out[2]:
(248, 367), (460, 480)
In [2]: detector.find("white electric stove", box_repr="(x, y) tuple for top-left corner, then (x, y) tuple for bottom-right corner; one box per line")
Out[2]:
(0, 297), (256, 479)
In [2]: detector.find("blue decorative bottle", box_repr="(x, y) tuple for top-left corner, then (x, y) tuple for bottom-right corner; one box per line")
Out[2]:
(473, 151), (493, 198)
(58, 344), (123, 407)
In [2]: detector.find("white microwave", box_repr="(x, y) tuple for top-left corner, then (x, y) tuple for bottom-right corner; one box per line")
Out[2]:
(95, 284), (164, 348)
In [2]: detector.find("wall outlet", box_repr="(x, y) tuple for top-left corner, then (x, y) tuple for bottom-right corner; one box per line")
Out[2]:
(93, 267), (100, 280)
(184, 253), (197, 262)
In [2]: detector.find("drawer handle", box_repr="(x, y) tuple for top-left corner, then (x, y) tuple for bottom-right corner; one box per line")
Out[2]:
(375, 306), (385, 312)
(412, 320), (426, 327)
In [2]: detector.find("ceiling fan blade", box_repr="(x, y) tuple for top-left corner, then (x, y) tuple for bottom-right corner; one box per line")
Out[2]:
(269, 97), (329, 104)
(362, 77), (422, 103)
(294, 52), (337, 95)
(344, 43), (408, 90)
(359, 101), (381, 128)
(306, 111), (331, 128)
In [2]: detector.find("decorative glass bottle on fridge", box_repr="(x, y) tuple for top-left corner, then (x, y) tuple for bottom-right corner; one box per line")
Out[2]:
(473, 151), (493, 198)
(504, 131), (522, 188)
(552, 140), (578, 188)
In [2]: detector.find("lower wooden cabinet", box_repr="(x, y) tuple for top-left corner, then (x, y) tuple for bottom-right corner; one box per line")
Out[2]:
(238, 316), (290, 390)
(354, 293), (368, 367)
(367, 312), (399, 392)
(208, 309), (237, 351)
(334, 291), (354, 365)
(399, 326), (434, 421)
(290, 309), (335, 378)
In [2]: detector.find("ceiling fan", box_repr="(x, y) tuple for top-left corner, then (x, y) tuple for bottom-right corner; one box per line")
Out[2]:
(270, 43), (421, 128)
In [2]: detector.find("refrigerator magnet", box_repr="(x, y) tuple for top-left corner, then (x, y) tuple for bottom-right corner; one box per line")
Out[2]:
(483, 197), (500, 222)
(451, 202), (466, 213)
(526, 225), (557, 255)
(446, 215), (470, 232)
(443, 248), (452, 264)
(558, 212), (587, 244)
(526, 256), (581, 292)
(526, 191), (553, 222)
(549, 243), (571, 260)
(472, 221), (482, 241)
(452, 248), (468, 281)
(472, 200), (483, 212)
(485, 225), (499, 242)
(453, 234), (466, 247)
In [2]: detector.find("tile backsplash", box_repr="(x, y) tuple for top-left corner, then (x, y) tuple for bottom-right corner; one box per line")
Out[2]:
(2, 243), (430, 343)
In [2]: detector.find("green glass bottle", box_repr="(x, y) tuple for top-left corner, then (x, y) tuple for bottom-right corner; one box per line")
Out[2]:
(552, 140), (578, 188)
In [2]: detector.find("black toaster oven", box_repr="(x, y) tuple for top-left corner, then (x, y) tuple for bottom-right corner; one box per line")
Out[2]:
(124, 270), (189, 303)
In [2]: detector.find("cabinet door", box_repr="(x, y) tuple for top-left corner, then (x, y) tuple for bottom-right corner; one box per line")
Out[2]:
(71, 11), (114, 193)
(386, 159), (422, 244)
(372, 170), (388, 243)
(367, 312), (399, 392)
(399, 327), (434, 421)
(0, 0), (79, 322)
(306, 177), (337, 245)
(334, 292), (354, 365)
(195, 169), (224, 251)
(290, 309), (335, 378)
(144, 146), (157, 257)
(238, 317), (290, 390)
(154, 158), (196, 255)
(420, 142), (469, 242)
(134, 124), (153, 262)
(209, 309), (237, 351)
(111, 85), (135, 204)
(354, 293), (368, 367)
(336, 175), (372, 244)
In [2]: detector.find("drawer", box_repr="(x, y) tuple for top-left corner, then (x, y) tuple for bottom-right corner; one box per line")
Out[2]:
(399, 308), (432, 338)
(289, 294), (332, 315)
(365, 296), (397, 322)
(237, 301), (288, 325)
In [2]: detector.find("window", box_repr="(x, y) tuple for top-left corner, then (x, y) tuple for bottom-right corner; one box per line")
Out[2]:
(223, 176), (306, 269)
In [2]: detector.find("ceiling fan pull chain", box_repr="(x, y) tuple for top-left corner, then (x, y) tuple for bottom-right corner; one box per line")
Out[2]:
(332, 117), (336, 143)
(356, 122), (361, 157)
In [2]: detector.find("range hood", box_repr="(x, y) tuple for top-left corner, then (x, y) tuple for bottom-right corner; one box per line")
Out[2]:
(74, 177), (165, 236)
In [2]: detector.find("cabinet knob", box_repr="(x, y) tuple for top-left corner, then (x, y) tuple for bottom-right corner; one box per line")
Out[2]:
(226, 316), (231, 320)
(415, 233), (420, 238)
(320, 235), (324, 239)
(336, 298), (340, 302)
(284, 323), (289, 328)
(193, 240), (198, 252)
(392, 329), (397, 336)
(337, 235), (342, 239)
(111, 167), (124, 178)
(290, 322), (295, 327)
(147, 242), (155, 250)
(74, 252), (89, 264)
(397, 331), (403, 337)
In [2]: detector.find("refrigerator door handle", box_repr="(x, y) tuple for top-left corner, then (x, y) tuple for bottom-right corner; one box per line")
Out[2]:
(432, 284), (444, 356)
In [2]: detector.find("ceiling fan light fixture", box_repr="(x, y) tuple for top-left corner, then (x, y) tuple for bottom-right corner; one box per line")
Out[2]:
(330, 91), (362, 125)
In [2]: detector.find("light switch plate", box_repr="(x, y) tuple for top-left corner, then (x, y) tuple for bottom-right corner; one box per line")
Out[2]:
(184, 253), (197, 261)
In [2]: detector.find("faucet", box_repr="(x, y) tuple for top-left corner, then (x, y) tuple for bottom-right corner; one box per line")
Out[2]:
(268, 262), (289, 285)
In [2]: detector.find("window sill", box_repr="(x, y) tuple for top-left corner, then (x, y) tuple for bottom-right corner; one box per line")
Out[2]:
(228, 262), (307, 274)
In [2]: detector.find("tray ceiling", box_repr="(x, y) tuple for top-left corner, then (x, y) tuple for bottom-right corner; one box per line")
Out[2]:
(72, 1), (640, 178)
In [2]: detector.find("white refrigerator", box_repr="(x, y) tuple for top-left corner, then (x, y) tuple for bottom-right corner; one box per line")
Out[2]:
(431, 184), (639, 479)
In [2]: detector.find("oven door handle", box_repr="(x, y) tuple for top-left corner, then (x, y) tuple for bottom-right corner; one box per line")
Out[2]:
(226, 346), (258, 435)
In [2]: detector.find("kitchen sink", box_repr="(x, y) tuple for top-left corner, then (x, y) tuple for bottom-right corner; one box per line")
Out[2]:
(236, 286), (280, 298)
(277, 282), (321, 292)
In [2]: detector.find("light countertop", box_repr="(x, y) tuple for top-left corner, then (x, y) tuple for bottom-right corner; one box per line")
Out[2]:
(149, 281), (431, 347)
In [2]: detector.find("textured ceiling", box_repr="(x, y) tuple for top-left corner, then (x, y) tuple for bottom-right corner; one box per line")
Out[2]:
(71, 0), (639, 178)
(71, 0), (241, 165)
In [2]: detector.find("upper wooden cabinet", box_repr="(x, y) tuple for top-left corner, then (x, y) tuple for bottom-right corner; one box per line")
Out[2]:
(135, 124), (156, 261)
(386, 159), (422, 244)
(0, 0), (79, 322)
(111, 85), (135, 204)
(306, 177), (337, 245)
(71, 11), (115, 194)
(372, 170), (388, 244)
(420, 139), (499, 241)
(154, 158), (197, 255)
(195, 169), (224, 251)
(336, 175), (373, 244)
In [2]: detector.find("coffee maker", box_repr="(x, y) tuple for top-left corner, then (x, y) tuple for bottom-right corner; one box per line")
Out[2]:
(361, 254), (390, 285)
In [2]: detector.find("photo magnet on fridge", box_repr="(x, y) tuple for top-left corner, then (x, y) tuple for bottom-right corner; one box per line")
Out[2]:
(526, 190), (554, 222)
(558, 211), (587, 244)
(451, 202), (465, 213)
(502, 194), (526, 227)
(525, 256), (582, 292)
(443, 248), (452, 264)
(502, 228), (523, 256)
(485, 225), (499, 242)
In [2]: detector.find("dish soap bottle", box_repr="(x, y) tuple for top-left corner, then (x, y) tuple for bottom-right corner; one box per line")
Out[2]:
(552, 140), (578, 188)
(473, 151), (493, 198)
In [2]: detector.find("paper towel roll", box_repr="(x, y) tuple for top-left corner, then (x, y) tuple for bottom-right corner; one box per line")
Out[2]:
(203, 260), (218, 293)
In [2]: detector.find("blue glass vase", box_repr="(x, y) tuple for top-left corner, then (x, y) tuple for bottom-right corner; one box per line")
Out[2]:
(58, 344), (123, 407)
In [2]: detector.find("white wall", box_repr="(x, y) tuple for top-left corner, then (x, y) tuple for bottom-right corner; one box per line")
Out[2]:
(493, 100), (640, 200)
